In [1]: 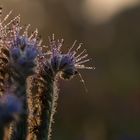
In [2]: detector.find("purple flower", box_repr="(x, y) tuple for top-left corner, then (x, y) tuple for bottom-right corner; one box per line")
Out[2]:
(44, 35), (93, 79)
(0, 13), (41, 77)
(9, 35), (39, 76)
(0, 94), (22, 125)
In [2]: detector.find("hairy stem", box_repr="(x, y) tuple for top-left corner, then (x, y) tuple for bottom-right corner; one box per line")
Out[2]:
(0, 46), (10, 97)
(26, 69), (58, 140)
(0, 46), (10, 139)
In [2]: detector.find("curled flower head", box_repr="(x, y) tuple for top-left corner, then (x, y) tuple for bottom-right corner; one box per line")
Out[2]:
(59, 54), (78, 79)
(43, 35), (93, 80)
(0, 9), (42, 77)
(9, 22), (42, 77)
(9, 35), (39, 76)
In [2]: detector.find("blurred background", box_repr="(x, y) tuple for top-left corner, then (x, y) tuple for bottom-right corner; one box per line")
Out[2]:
(1, 0), (140, 139)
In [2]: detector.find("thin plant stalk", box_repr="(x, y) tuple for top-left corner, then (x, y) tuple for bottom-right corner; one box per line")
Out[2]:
(27, 68), (58, 140)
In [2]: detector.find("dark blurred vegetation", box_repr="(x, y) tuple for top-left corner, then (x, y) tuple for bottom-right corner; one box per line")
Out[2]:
(1, 0), (140, 139)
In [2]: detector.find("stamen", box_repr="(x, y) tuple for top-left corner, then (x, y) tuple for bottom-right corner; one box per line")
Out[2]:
(61, 38), (64, 43)
(75, 49), (87, 59)
(77, 72), (88, 93)
(70, 51), (76, 57)
(76, 64), (93, 70)
(57, 39), (63, 51)
(23, 24), (30, 37)
(29, 28), (38, 40)
(52, 33), (55, 41)
(76, 54), (88, 62)
(68, 40), (77, 53)
(76, 58), (91, 65)
(76, 43), (83, 51)
(48, 36), (51, 43)
(38, 39), (43, 46)
(1, 10), (13, 24)
(3, 15), (20, 29)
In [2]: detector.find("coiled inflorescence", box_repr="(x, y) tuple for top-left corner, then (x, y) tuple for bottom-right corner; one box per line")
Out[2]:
(5, 22), (40, 78)
(42, 34), (93, 80)
(9, 35), (39, 76)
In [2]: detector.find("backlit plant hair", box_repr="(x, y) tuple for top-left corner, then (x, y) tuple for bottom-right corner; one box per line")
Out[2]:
(26, 35), (93, 140)
(0, 7), (42, 139)
(0, 7), (94, 140)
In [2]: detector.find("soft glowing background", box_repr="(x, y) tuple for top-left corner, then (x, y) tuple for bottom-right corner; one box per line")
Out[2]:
(1, 0), (140, 140)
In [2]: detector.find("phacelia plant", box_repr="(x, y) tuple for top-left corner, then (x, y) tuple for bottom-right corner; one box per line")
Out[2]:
(0, 7), (93, 140)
